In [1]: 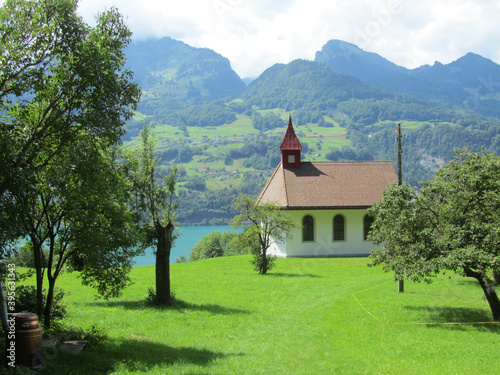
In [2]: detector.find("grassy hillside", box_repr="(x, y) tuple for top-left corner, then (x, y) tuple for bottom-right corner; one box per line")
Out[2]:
(16, 256), (500, 374)
(125, 110), (350, 157)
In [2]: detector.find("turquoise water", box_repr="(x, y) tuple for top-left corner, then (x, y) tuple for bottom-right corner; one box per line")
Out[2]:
(132, 225), (233, 266)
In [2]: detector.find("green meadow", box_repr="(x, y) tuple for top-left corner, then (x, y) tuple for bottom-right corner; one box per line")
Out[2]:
(19, 256), (500, 374)
(125, 111), (352, 164)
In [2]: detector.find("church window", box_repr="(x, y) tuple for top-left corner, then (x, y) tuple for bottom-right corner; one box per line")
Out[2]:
(302, 215), (314, 242)
(333, 215), (345, 241)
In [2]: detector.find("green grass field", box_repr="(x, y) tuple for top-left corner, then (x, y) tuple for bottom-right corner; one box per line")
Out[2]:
(16, 256), (500, 374)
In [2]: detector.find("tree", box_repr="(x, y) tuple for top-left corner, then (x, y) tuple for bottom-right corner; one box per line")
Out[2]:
(0, 0), (141, 254)
(368, 149), (500, 321)
(125, 125), (178, 304)
(14, 132), (141, 328)
(231, 194), (296, 274)
(0, 0), (141, 326)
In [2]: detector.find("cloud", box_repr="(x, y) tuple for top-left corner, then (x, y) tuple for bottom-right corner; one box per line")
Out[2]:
(77, 0), (500, 78)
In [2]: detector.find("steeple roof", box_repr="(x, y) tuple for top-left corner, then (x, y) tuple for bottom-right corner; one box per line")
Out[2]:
(279, 115), (303, 151)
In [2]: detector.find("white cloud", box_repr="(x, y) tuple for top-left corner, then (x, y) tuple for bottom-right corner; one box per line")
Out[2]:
(76, 0), (500, 78)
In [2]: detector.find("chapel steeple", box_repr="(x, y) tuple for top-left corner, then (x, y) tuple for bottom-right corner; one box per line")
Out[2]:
(279, 115), (302, 168)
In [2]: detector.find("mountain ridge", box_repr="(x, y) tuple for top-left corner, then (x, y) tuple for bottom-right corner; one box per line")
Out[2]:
(126, 37), (246, 105)
(315, 39), (500, 116)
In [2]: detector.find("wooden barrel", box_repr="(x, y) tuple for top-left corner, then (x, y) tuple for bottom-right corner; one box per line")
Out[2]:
(11, 313), (43, 368)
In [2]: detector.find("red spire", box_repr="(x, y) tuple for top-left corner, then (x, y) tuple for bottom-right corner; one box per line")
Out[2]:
(279, 115), (302, 151)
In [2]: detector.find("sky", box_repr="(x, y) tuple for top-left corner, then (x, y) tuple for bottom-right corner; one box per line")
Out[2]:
(78, 0), (500, 79)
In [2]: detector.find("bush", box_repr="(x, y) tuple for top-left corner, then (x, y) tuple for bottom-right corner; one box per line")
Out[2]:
(251, 250), (276, 274)
(15, 285), (68, 322)
(189, 231), (254, 261)
(189, 231), (226, 261)
(47, 325), (107, 348)
(175, 255), (187, 263)
(145, 287), (176, 306)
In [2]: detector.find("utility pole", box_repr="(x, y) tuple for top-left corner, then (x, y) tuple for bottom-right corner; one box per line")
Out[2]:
(397, 123), (404, 293)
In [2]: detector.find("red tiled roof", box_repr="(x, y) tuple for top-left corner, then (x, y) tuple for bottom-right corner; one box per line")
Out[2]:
(257, 161), (397, 209)
(279, 116), (302, 151)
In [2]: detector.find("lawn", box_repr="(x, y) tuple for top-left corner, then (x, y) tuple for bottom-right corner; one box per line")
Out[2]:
(17, 256), (500, 374)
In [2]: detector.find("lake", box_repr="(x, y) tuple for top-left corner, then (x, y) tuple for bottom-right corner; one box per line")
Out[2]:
(132, 225), (233, 266)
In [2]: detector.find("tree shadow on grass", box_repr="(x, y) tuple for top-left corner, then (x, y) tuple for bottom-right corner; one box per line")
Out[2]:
(86, 298), (251, 315)
(404, 305), (500, 332)
(456, 278), (481, 286)
(265, 272), (322, 278)
(41, 337), (242, 374)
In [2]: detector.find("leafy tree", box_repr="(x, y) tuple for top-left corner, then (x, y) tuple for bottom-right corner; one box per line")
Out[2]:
(14, 132), (140, 328)
(231, 194), (296, 274)
(175, 146), (194, 163)
(368, 149), (500, 321)
(224, 155), (234, 166)
(125, 125), (179, 305)
(0, 1), (141, 327)
(0, 0), (140, 254)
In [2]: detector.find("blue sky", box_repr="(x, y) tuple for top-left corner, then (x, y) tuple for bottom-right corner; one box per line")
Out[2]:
(78, 0), (500, 78)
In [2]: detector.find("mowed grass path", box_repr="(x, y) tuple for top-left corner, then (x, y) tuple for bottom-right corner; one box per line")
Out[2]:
(32, 256), (499, 374)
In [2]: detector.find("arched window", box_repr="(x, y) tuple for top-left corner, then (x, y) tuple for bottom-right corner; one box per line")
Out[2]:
(333, 215), (345, 241)
(302, 215), (314, 242)
(364, 214), (374, 240)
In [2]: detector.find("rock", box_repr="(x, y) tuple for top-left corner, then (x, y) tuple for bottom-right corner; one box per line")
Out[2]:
(58, 340), (88, 354)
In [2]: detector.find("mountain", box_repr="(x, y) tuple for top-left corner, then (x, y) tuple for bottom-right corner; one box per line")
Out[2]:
(242, 58), (440, 127)
(126, 37), (245, 105)
(411, 52), (500, 88)
(410, 53), (500, 111)
(315, 40), (500, 117)
(243, 59), (391, 105)
(314, 39), (412, 90)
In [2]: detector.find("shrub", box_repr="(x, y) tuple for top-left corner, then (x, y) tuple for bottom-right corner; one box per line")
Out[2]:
(250, 249), (276, 274)
(145, 287), (176, 306)
(175, 255), (187, 263)
(189, 231), (254, 261)
(15, 285), (68, 322)
(189, 231), (226, 261)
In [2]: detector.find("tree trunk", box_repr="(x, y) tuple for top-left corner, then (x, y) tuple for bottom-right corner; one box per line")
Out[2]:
(494, 270), (500, 286)
(43, 277), (56, 329)
(260, 248), (268, 274)
(31, 238), (44, 319)
(155, 222), (174, 304)
(476, 274), (500, 321)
